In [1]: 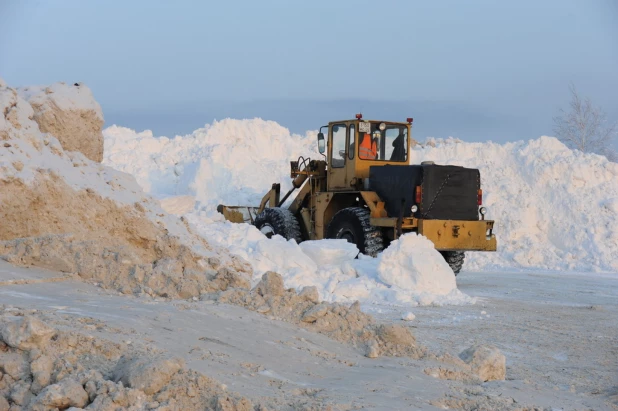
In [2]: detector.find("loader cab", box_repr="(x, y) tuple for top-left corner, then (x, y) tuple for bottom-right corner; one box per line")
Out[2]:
(318, 116), (412, 191)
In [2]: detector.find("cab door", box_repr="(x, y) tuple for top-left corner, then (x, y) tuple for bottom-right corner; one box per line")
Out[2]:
(327, 122), (352, 191)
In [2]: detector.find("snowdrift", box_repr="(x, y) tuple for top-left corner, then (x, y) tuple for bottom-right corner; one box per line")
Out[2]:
(104, 122), (618, 275)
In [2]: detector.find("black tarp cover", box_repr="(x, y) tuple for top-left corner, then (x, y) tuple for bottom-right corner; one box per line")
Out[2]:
(369, 164), (480, 220)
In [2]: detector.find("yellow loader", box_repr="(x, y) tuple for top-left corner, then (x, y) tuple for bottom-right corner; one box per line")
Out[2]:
(218, 115), (496, 274)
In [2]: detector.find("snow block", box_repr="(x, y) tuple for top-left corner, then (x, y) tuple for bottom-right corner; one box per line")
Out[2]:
(459, 344), (506, 382)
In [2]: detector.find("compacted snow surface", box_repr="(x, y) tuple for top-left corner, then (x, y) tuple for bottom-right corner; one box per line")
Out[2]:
(103, 120), (618, 306)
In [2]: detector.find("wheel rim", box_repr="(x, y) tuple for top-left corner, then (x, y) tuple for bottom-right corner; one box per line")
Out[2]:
(259, 224), (275, 239)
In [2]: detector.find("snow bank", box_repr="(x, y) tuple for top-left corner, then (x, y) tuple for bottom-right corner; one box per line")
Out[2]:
(159, 195), (196, 216)
(377, 234), (456, 295)
(0, 80), (252, 299)
(412, 137), (618, 272)
(103, 120), (317, 213)
(0, 83), (186, 242)
(18, 82), (104, 118)
(18, 82), (105, 162)
(186, 213), (471, 306)
(300, 240), (359, 267)
(103, 124), (617, 273)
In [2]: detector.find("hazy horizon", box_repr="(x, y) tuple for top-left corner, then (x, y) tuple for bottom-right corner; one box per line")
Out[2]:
(2, 0), (617, 145)
(103, 98), (538, 144)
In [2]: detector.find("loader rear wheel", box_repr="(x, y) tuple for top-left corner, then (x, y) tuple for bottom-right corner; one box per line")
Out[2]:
(440, 251), (465, 275)
(254, 208), (303, 243)
(326, 207), (384, 257)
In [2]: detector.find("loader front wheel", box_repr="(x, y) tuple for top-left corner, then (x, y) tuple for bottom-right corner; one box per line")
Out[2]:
(326, 207), (384, 257)
(440, 251), (465, 275)
(254, 208), (303, 243)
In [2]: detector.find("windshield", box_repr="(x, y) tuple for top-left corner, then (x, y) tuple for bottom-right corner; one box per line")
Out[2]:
(358, 123), (408, 162)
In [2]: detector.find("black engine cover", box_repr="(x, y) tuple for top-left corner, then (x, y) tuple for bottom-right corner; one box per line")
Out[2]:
(369, 164), (480, 220)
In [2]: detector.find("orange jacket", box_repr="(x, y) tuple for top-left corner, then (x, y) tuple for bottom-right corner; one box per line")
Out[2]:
(359, 133), (377, 159)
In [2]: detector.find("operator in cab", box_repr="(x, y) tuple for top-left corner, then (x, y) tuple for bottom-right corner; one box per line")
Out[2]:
(359, 131), (380, 160)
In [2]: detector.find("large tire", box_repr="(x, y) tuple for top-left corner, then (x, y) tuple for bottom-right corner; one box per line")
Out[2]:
(326, 207), (384, 257)
(253, 208), (303, 243)
(440, 251), (465, 275)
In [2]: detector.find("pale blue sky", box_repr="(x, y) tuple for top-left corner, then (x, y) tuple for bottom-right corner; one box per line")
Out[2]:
(1, 0), (617, 142)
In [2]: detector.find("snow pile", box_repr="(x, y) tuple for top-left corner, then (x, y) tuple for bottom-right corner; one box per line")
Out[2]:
(18, 82), (103, 117)
(300, 240), (359, 267)
(187, 214), (471, 306)
(160, 195), (196, 216)
(377, 234), (456, 295)
(103, 123), (617, 273)
(0, 79), (252, 299)
(18, 82), (105, 162)
(103, 120), (318, 213)
(412, 137), (618, 272)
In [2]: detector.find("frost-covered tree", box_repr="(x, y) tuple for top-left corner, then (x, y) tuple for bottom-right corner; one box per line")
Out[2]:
(553, 84), (617, 162)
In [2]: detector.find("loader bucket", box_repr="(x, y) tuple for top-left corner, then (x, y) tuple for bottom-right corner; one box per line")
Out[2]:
(217, 204), (260, 224)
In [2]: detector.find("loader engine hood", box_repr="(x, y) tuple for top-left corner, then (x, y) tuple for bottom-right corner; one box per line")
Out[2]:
(369, 164), (481, 220)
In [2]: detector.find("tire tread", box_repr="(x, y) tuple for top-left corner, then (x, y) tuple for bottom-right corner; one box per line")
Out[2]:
(326, 207), (384, 257)
(254, 208), (303, 243)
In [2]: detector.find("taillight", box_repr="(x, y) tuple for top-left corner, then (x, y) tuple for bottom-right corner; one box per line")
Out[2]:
(415, 186), (422, 203)
(478, 189), (483, 205)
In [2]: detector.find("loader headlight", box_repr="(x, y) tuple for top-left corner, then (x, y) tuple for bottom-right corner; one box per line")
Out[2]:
(411, 205), (418, 213)
(479, 206), (487, 216)
(379, 122), (386, 131)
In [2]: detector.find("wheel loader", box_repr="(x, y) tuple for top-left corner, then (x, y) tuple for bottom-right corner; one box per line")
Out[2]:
(217, 115), (497, 274)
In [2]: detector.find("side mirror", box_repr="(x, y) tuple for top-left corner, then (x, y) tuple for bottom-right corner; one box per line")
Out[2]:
(317, 132), (325, 154)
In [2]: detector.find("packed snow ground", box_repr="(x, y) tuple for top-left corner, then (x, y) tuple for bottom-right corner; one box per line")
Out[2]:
(103, 120), (618, 306)
(5, 262), (614, 410)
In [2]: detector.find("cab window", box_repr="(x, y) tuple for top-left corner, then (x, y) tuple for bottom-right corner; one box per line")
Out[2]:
(348, 124), (355, 160)
(383, 126), (407, 161)
(358, 123), (408, 162)
(331, 123), (347, 168)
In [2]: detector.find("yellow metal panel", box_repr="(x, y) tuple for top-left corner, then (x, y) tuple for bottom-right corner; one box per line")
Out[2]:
(418, 220), (497, 251)
(327, 121), (352, 191)
(360, 191), (388, 218)
(370, 217), (418, 228)
(314, 192), (333, 240)
(288, 182), (312, 214)
(217, 206), (256, 224)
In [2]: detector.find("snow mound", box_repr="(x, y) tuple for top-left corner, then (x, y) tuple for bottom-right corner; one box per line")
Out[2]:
(300, 240), (359, 267)
(18, 82), (104, 162)
(0, 80), (252, 299)
(187, 214), (473, 306)
(18, 82), (103, 118)
(101, 120), (617, 306)
(103, 120), (318, 214)
(377, 233), (456, 295)
(412, 137), (618, 272)
(159, 195), (196, 216)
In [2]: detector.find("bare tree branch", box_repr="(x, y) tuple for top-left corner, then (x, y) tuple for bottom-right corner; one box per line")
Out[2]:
(553, 83), (617, 161)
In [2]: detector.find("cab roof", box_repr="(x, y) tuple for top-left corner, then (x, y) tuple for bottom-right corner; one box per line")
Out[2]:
(327, 119), (411, 126)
